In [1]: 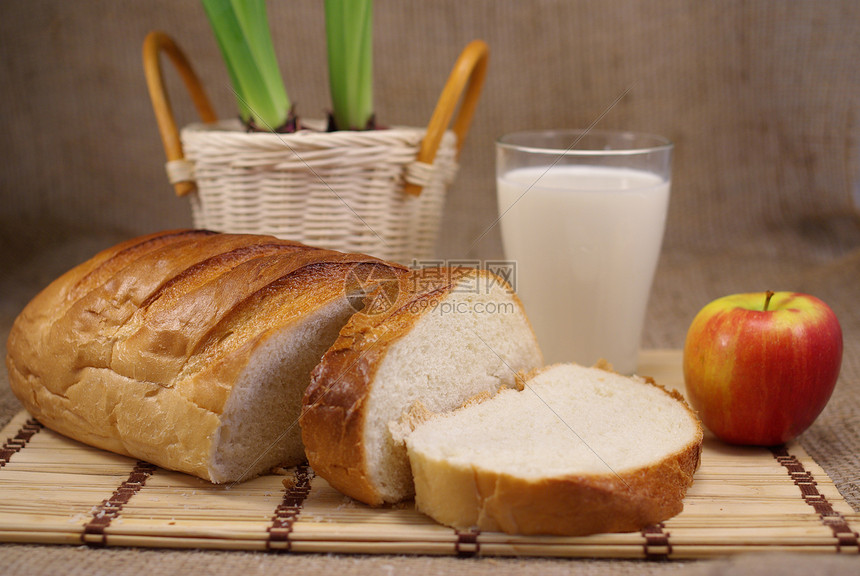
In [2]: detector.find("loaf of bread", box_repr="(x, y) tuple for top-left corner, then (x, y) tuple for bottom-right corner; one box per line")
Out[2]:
(5, 229), (404, 483)
(404, 363), (703, 535)
(300, 267), (544, 505)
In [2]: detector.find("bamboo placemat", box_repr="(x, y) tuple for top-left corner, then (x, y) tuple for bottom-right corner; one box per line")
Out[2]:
(0, 350), (857, 558)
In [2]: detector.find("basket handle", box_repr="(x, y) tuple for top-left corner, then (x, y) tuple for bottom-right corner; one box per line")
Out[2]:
(143, 31), (217, 197)
(143, 31), (487, 198)
(404, 39), (489, 197)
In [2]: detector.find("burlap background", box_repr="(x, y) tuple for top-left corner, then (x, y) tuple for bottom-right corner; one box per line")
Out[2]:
(1, 1), (858, 574)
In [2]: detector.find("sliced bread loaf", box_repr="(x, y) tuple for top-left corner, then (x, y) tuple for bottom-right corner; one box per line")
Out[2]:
(6, 230), (405, 483)
(404, 363), (703, 535)
(300, 268), (543, 505)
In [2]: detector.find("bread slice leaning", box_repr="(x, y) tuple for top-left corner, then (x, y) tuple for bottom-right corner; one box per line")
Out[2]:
(5, 230), (404, 483)
(300, 268), (543, 506)
(404, 363), (703, 535)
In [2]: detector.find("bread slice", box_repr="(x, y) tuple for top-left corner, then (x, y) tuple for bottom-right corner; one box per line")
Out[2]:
(300, 268), (543, 505)
(404, 363), (703, 535)
(5, 230), (405, 483)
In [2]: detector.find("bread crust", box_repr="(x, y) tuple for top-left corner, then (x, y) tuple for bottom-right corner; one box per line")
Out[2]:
(5, 230), (402, 482)
(408, 364), (704, 535)
(410, 432), (702, 535)
(300, 271), (459, 505)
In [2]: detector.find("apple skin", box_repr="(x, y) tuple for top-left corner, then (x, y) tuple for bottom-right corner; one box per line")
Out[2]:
(683, 292), (842, 446)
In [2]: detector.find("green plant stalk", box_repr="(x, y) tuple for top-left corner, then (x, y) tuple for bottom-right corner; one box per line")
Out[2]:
(201, 0), (291, 131)
(325, 0), (374, 130)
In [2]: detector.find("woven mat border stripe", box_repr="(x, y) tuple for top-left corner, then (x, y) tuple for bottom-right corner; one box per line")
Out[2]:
(0, 407), (858, 558)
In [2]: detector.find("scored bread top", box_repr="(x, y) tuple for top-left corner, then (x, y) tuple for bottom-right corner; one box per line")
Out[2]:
(5, 230), (404, 481)
(12, 229), (391, 401)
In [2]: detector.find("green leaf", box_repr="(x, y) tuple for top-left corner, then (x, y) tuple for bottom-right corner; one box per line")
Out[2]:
(325, 0), (374, 130)
(201, 0), (291, 130)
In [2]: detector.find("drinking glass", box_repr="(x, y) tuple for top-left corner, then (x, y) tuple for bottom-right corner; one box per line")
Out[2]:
(496, 129), (672, 374)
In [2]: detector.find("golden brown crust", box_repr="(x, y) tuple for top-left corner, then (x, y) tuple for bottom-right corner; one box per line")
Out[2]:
(300, 269), (460, 505)
(486, 441), (699, 534)
(411, 426), (702, 536)
(5, 230), (403, 482)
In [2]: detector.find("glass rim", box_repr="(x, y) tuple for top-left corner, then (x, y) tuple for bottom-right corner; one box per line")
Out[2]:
(496, 129), (673, 156)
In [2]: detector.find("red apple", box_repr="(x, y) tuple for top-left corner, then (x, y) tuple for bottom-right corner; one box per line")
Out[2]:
(683, 291), (842, 446)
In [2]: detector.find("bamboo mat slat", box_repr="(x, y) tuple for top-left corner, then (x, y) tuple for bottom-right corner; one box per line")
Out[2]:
(1, 349), (858, 558)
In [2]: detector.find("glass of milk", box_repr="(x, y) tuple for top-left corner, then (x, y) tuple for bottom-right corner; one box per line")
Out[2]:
(496, 129), (672, 374)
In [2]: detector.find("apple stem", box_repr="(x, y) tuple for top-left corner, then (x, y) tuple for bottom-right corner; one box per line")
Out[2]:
(763, 290), (775, 311)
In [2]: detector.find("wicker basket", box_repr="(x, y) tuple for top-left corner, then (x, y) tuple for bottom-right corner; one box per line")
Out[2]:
(143, 32), (488, 264)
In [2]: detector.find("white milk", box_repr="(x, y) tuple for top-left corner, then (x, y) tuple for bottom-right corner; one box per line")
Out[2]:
(497, 165), (669, 373)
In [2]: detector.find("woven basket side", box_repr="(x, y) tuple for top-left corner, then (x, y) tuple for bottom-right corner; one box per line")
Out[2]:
(182, 122), (457, 264)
